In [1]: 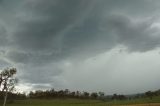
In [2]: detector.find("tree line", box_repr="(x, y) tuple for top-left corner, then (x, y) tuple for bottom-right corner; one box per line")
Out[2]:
(1, 67), (160, 105)
(28, 89), (104, 100)
(2, 89), (160, 101)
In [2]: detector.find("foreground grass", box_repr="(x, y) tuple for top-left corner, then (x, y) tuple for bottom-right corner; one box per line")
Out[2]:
(1, 99), (102, 106)
(0, 96), (160, 106)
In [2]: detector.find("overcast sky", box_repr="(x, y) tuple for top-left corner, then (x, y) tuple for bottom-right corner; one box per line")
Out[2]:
(0, 0), (160, 95)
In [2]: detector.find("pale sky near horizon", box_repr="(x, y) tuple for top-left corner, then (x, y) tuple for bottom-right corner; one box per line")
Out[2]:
(0, 0), (160, 95)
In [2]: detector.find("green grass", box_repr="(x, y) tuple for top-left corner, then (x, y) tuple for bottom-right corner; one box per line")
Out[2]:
(1, 99), (103, 106)
(0, 96), (160, 106)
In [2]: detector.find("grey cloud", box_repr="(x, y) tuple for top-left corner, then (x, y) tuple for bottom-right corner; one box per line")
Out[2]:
(12, 0), (96, 51)
(105, 14), (160, 52)
(18, 62), (64, 84)
(0, 0), (160, 93)
(0, 59), (11, 68)
(0, 23), (9, 46)
(6, 51), (30, 64)
(5, 50), (64, 66)
(31, 84), (52, 90)
(8, 0), (160, 60)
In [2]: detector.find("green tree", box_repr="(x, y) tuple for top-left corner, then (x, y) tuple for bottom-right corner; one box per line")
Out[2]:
(0, 68), (17, 106)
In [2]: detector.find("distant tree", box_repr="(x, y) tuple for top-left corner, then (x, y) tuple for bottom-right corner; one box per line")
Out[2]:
(64, 89), (70, 97)
(98, 92), (105, 101)
(29, 91), (34, 98)
(145, 91), (153, 99)
(75, 91), (81, 98)
(118, 95), (127, 100)
(70, 91), (76, 98)
(0, 68), (17, 106)
(98, 92), (105, 97)
(57, 90), (65, 98)
(91, 92), (98, 99)
(83, 92), (90, 98)
(153, 89), (160, 96)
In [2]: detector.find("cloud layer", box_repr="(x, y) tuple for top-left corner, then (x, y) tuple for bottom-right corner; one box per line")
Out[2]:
(0, 0), (160, 94)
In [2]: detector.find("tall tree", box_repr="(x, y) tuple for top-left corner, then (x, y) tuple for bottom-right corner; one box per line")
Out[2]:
(0, 68), (17, 106)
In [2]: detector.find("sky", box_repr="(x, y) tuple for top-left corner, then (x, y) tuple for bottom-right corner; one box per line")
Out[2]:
(0, 0), (160, 95)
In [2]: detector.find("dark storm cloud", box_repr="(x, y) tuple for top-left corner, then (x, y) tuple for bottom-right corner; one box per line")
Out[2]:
(22, 63), (63, 84)
(0, 59), (11, 68)
(105, 14), (160, 52)
(6, 50), (62, 65)
(8, 0), (160, 60)
(12, 0), (96, 51)
(1, 0), (160, 93)
(0, 23), (9, 46)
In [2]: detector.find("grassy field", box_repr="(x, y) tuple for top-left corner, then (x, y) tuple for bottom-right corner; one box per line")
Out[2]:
(1, 96), (160, 106)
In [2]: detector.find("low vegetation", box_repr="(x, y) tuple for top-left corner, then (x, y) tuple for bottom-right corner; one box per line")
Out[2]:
(0, 97), (160, 106)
